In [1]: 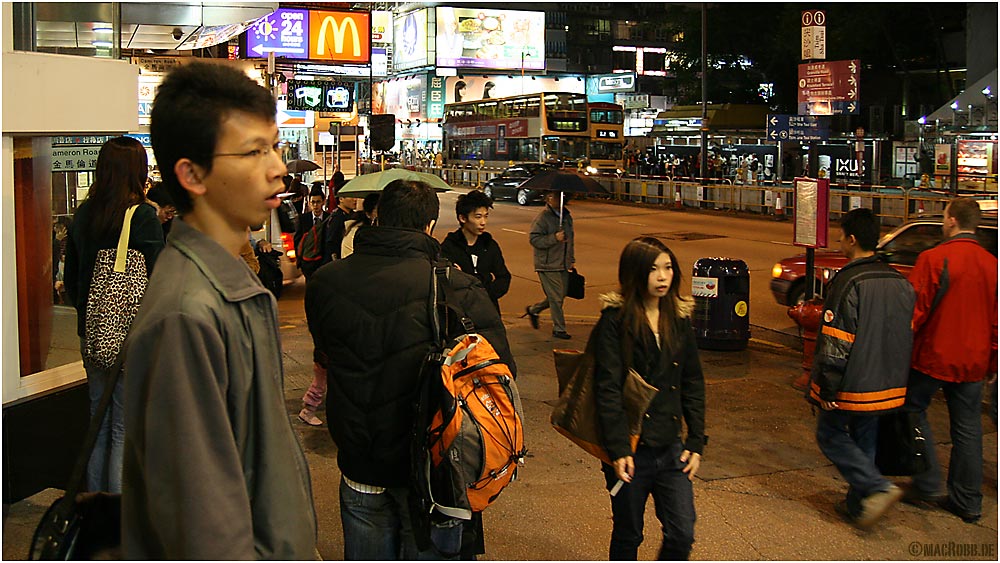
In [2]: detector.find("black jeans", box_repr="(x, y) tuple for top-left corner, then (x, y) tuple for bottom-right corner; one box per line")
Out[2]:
(602, 441), (695, 560)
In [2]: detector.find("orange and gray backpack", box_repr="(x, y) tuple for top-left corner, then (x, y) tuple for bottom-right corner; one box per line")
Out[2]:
(410, 263), (526, 553)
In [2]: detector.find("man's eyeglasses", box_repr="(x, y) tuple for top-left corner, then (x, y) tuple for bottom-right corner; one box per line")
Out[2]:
(214, 141), (289, 160)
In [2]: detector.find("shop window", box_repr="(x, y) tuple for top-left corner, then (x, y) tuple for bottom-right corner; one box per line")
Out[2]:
(13, 136), (84, 377)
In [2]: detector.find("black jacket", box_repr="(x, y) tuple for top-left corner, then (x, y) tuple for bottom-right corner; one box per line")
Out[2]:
(323, 206), (352, 262)
(64, 200), (164, 337)
(808, 254), (914, 412)
(440, 229), (512, 312)
(593, 293), (706, 461)
(305, 226), (516, 487)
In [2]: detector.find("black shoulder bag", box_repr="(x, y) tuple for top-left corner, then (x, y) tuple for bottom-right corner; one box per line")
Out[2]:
(29, 353), (125, 560)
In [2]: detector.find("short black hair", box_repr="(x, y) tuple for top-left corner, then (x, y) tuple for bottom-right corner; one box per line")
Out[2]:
(151, 61), (277, 214)
(146, 182), (174, 208)
(362, 192), (380, 215)
(309, 185), (325, 198)
(840, 208), (880, 251)
(377, 180), (439, 230)
(456, 189), (493, 220)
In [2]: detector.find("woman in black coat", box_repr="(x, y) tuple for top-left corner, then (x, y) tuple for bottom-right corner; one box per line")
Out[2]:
(440, 190), (511, 312)
(592, 236), (706, 560)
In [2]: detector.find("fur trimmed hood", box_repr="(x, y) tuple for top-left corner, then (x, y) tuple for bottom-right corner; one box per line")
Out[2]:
(598, 291), (694, 318)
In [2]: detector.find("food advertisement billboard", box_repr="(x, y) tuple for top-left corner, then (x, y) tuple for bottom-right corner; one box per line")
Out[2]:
(435, 7), (544, 70)
(393, 9), (430, 71)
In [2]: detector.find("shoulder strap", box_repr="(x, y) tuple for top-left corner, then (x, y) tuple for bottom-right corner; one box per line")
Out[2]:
(65, 352), (126, 498)
(113, 205), (140, 273)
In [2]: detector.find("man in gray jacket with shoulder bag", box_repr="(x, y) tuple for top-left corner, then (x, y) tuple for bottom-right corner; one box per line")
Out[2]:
(525, 190), (575, 340)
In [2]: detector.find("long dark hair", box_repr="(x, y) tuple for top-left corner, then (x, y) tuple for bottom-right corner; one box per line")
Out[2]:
(86, 136), (148, 239)
(617, 236), (688, 356)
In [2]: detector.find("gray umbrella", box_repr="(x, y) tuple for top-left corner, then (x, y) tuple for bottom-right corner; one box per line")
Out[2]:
(284, 159), (321, 173)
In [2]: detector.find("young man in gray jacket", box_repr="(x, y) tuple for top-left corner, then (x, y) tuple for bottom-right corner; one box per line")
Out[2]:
(525, 190), (575, 339)
(122, 62), (317, 559)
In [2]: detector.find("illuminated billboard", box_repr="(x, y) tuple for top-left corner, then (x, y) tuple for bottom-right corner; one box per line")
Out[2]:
(309, 10), (370, 62)
(287, 80), (354, 112)
(246, 8), (309, 59)
(372, 75), (428, 120)
(435, 7), (544, 70)
(393, 9), (430, 71)
(372, 10), (393, 43)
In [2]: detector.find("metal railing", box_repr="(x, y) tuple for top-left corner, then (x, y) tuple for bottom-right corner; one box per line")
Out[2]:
(393, 164), (996, 228)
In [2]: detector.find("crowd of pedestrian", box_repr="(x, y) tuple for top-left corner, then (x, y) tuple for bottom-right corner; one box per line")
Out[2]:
(57, 60), (994, 560)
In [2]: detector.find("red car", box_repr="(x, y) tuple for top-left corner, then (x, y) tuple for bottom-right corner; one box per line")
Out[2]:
(769, 215), (998, 305)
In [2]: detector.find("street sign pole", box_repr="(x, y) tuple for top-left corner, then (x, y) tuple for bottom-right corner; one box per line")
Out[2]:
(699, 3), (708, 183)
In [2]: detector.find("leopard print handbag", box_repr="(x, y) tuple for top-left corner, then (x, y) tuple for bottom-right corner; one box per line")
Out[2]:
(84, 205), (148, 370)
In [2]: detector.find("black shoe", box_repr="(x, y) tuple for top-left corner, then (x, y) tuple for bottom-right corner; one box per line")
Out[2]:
(552, 331), (572, 340)
(521, 306), (540, 329)
(834, 500), (860, 526)
(901, 484), (944, 509)
(938, 497), (981, 524)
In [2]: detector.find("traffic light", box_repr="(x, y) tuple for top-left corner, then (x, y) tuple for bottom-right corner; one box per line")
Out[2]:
(369, 114), (395, 152)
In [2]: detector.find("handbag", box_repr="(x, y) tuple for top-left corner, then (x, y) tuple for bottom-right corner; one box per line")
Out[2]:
(566, 268), (585, 300)
(29, 353), (125, 560)
(550, 330), (658, 465)
(875, 409), (930, 477)
(84, 205), (148, 370)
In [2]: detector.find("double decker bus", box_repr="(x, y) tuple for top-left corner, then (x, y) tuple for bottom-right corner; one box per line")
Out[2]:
(586, 101), (625, 175)
(444, 92), (590, 169)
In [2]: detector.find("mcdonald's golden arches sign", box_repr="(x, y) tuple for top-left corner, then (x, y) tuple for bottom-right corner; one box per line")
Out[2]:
(309, 10), (370, 62)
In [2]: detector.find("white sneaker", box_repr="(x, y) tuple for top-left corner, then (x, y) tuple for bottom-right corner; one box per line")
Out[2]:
(298, 408), (323, 427)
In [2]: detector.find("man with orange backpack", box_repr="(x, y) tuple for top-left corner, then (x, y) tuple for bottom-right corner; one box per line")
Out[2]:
(306, 180), (516, 559)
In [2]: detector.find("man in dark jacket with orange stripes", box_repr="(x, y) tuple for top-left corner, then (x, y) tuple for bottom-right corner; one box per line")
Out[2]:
(808, 208), (915, 529)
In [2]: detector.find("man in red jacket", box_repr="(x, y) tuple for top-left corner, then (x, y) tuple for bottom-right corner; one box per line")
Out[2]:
(904, 197), (998, 524)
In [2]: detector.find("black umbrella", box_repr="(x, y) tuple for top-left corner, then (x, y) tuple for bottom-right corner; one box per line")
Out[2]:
(285, 159), (321, 173)
(520, 171), (610, 225)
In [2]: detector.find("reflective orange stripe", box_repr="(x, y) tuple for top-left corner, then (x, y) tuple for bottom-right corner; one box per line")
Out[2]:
(837, 397), (906, 411)
(821, 325), (855, 343)
(837, 386), (906, 403)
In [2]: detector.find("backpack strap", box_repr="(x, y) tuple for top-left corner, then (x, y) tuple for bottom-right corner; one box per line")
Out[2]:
(113, 205), (139, 273)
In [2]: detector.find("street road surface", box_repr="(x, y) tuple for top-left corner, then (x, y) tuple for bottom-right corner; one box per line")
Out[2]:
(432, 188), (813, 341)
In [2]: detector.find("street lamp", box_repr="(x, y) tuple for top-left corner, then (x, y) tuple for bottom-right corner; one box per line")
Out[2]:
(950, 101), (960, 126)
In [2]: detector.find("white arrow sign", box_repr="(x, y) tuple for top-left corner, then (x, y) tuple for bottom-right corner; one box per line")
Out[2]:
(848, 76), (857, 87)
(251, 43), (306, 56)
(848, 102), (857, 112)
(770, 130), (778, 139)
(848, 89), (857, 98)
(849, 61), (857, 73)
(770, 116), (779, 125)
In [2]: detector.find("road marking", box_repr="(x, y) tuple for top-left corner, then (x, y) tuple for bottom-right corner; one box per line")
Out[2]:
(618, 221), (647, 226)
(503, 228), (527, 235)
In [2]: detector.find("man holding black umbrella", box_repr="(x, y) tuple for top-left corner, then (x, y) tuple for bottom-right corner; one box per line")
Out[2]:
(525, 190), (575, 339)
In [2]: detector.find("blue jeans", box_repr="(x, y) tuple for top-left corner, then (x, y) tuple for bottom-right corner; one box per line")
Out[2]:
(904, 369), (984, 516)
(339, 477), (462, 560)
(815, 409), (890, 515)
(602, 442), (696, 560)
(80, 338), (124, 493)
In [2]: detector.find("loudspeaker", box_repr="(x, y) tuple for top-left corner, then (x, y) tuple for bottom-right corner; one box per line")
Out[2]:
(369, 114), (396, 152)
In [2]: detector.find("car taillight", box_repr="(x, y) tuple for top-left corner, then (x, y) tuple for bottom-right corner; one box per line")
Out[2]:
(281, 232), (296, 262)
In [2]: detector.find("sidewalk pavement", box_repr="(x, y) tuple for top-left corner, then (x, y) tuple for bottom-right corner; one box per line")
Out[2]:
(3, 281), (996, 560)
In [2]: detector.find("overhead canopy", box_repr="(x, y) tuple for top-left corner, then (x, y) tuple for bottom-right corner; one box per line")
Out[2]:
(651, 104), (770, 135)
(34, 2), (277, 51)
(925, 68), (998, 123)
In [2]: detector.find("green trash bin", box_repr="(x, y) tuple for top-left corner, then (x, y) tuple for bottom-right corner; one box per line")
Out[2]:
(691, 257), (750, 351)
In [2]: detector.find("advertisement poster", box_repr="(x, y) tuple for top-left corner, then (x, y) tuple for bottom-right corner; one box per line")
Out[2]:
(287, 80), (354, 112)
(435, 7), (544, 70)
(394, 9), (429, 71)
(934, 144), (951, 175)
(372, 75), (427, 120)
(956, 139), (998, 191)
(445, 75), (583, 104)
(371, 10), (393, 43)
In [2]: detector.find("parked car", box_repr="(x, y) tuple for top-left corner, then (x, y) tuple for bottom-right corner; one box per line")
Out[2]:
(769, 214), (998, 305)
(482, 163), (557, 205)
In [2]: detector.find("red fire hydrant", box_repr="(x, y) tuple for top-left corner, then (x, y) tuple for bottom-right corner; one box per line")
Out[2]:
(787, 300), (824, 391)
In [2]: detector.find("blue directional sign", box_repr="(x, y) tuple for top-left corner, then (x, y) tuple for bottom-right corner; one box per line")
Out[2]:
(766, 114), (830, 141)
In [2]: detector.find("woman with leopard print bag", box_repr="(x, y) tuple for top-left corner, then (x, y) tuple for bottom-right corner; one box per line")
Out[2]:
(64, 136), (164, 494)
